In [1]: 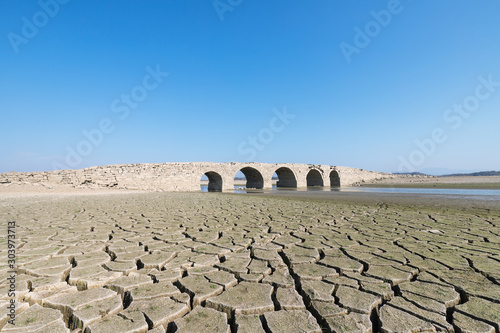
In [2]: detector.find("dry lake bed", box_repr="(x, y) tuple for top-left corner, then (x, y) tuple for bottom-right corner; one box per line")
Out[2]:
(0, 189), (499, 332)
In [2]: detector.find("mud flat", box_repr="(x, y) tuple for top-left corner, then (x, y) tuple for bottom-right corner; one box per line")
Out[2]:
(0, 188), (499, 332)
(360, 175), (500, 190)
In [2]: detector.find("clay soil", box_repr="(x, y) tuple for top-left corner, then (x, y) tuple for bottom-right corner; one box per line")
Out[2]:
(1, 187), (499, 332)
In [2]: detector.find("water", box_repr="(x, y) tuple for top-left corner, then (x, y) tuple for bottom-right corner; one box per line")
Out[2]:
(200, 184), (500, 200)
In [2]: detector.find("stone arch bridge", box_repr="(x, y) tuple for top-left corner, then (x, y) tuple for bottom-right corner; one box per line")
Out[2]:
(0, 162), (390, 192)
(197, 162), (374, 192)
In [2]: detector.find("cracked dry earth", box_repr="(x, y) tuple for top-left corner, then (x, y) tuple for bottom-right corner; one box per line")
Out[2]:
(0, 192), (499, 333)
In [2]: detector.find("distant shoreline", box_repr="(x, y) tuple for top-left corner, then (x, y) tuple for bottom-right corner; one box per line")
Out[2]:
(358, 175), (500, 190)
(359, 183), (500, 189)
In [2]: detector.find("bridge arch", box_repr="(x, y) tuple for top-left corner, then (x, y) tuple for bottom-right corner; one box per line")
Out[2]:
(306, 169), (324, 186)
(330, 170), (340, 187)
(202, 171), (223, 192)
(238, 167), (264, 189)
(274, 167), (297, 187)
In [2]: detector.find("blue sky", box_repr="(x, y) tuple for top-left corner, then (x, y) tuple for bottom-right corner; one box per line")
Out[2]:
(1, 0), (499, 175)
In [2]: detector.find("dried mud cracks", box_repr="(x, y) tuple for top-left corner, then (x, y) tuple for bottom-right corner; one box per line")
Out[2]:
(1, 192), (499, 332)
